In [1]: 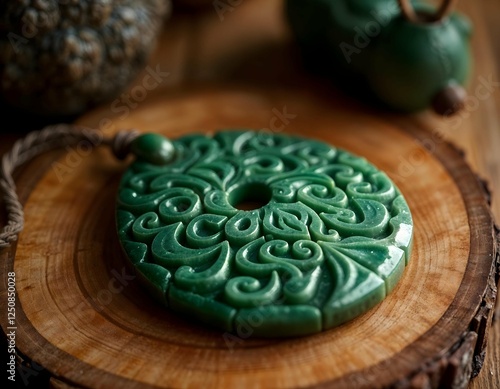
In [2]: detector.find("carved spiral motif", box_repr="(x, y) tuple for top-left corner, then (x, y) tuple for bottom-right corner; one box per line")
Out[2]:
(116, 130), (414, 337)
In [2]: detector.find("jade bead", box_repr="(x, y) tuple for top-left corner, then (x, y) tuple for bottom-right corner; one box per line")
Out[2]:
(131, 133), (175, 165)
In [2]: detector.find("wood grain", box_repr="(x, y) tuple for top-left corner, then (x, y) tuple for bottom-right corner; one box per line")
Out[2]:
(3, 82), (495, 388)
(0, 0), (499, 388)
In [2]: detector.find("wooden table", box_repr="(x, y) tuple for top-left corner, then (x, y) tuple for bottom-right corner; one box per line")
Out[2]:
(0, 0), (498, 388)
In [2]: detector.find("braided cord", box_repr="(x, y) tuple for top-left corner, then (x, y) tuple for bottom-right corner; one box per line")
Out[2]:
(0, 125), (139, 248)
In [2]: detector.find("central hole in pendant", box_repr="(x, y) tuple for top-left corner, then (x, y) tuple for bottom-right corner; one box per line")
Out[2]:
(229, 183), (272, 211)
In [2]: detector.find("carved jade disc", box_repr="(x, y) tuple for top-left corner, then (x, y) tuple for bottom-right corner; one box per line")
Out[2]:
(116, 129), (414, 337)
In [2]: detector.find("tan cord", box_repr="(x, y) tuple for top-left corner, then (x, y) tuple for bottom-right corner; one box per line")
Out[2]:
(398, 0), (458, 23)
(0, 124), (140, 248)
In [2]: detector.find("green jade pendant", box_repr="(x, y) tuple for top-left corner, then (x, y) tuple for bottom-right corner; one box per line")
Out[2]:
(116, 130), (414, 337)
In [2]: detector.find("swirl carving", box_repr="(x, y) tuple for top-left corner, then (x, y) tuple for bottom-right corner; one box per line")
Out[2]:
(117, 130), (414, 337)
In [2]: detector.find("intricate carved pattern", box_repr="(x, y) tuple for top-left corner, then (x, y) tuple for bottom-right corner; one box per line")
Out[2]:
(116, 130), (414, 337)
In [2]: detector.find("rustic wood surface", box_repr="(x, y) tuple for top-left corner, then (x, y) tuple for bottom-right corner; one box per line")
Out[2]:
(5, 83), (495, 389)
(0, 0), (499, 388)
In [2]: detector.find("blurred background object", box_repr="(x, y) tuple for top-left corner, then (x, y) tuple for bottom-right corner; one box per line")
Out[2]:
(285, 0), (472, 116)
(0, 0), (172, 118)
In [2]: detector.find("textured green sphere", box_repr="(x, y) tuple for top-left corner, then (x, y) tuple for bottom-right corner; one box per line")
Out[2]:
(0, 0), (170, 116)
(116, 130), (414, 337)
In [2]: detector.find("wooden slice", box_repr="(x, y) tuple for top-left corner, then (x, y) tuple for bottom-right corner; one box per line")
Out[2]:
(1, 83), (498, 389)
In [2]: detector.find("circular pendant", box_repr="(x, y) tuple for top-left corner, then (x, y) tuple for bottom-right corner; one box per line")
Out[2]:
(116, 129), (413, 337)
